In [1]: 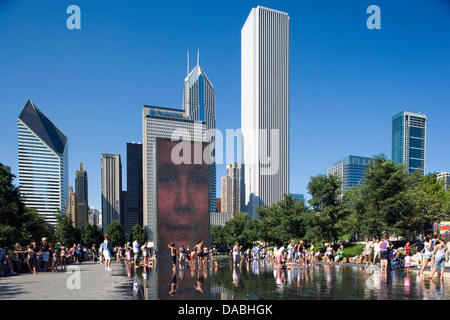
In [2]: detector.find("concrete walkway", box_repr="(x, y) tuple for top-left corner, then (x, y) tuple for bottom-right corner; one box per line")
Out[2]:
(0, 260), (141, 300)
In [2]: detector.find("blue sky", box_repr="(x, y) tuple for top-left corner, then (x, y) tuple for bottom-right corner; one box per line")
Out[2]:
(1, 0), (449, 210)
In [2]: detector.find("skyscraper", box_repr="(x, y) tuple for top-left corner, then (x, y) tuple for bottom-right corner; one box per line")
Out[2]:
(327, 155), (374, 192)
(437, 172), (450, 190)
(241, 6), (290, 217)
(18, 99), (69, 225)
(125, 142), (143, 238)
(392, 111), (427, 175)
(182, 51), (216, 213)
(101, 153), (122, 232)
(142, 105), (207, 244)
(221, 163), (244, 214)
(75, 162), (89, 229)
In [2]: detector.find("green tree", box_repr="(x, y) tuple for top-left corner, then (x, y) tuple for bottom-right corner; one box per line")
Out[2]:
(221, 212), (258, 250)
(307, 173), (350, 244)
(351, 155), (415, 238)
(81, 222), (103, 248)
(211, 224), (226, 247)
(128, 224), (147, 245)
(408, 172), (450, 234)
(0, 165), (49, 247)
(54, 212), (78, 247)
(105, 220), (125, 247)
(257, 194), (309, 245)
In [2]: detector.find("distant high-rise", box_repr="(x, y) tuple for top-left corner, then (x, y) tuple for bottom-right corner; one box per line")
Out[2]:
(101, 153), (122, 232)
(392, 111), (427, 175)
(241, 6), (290, 217)
(142, 105), (206, 243)
(125, 142), (143, 238)
(18, 99), (69, 225)
(327, 155), (374, 192)
(183, 51), (216, 213)
(437, 172), (450, 190)
(66, 186), (79, 227)
(221, 163), (244, 214)
(75, 163), (89, 229)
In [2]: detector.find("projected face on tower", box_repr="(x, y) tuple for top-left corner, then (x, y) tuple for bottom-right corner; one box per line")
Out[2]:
(156, 138), (210, 255)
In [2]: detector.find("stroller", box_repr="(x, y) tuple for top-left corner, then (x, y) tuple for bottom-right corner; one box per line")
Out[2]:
(390, 249), (405, 269)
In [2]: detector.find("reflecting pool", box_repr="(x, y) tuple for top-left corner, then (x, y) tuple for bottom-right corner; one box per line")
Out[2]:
(135, 258), (450, 300)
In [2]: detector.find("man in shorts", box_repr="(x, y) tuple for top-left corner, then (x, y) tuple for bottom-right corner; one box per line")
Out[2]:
(132, 239), (140, 267)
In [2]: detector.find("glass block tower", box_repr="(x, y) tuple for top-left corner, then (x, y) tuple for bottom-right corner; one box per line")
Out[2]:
(182, 51), (216, 213)
(18, 99), (69, 225)
(392, 111), (427, 175)
(327, 155), (373, 192)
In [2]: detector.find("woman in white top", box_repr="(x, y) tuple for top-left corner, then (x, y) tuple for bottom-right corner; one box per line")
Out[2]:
(429, 237), (448, 281)
(372, 237), (380, 266)
(419, 235), (433, 277)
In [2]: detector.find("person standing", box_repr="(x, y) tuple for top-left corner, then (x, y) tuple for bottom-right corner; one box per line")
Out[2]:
(132, 239), (140, 267)
(232, 242), (240, 266)
(430, 237), (447, 281)
(76, 243), (83, 264)
(364, 238), (374, 268)
(168, 242), (177, 270)
(379, 236), (389, 272)
(372, 237), (380, 266)
(419, 235), (433, 277)
(416, 235), (424, 267)
(103, 234), (112, 271)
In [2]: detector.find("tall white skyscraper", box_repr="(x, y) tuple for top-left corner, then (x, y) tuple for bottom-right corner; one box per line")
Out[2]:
(241, 6), (290, 217)
(182, 51), (216, 213)
(18, 99), (69, 225)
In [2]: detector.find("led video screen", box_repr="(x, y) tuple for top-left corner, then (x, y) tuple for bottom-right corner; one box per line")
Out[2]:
(156, 138), (210, 258)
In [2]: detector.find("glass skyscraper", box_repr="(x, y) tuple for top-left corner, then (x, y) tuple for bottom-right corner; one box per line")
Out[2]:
(327, 155), (373, 192)
(392, 111), (427, 175)
(182, 52), (216, 213)
(18, 99), (69, 225)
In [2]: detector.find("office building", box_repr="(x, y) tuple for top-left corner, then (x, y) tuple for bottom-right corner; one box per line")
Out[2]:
(241, 6), (290, 217)
(142, 105), (207, 244)
(327, 155), (374, 192)
(101, 153), (122, 232)
(89, 205), (100, 227)
(124, 142), (143, 238)
(220, 163), (244, 214)
(75, 162), (89, 229)
(183, 51), (216, 213)
(66, 186), (79, 227)
(392, 111), (427, 175)
(289, 193), (304, 202)
(437, 172), (450, 190)
(18, 99), (69, 225)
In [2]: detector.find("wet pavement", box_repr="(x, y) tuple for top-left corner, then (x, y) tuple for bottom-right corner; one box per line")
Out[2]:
(0, 260), (142, 300)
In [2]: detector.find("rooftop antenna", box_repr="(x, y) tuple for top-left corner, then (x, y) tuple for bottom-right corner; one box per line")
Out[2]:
(197, 48), (200, 66)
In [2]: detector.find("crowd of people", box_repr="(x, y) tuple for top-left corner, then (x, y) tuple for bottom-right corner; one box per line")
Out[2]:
(2, 233), (449, 283)
(0, 235), (101, 276)
(220, 235), (449, 281)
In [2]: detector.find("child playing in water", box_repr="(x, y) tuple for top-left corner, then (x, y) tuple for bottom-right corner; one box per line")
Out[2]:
(404, 252), (412, 273)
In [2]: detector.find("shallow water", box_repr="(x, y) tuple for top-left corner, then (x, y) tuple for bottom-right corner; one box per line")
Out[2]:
(136, 258), (450, 300)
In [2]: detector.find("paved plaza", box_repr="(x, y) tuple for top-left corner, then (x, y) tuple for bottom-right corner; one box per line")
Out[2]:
(0, 260), (141, 300)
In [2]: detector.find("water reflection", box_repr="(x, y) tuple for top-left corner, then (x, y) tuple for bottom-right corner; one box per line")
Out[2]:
(135, 258), (450, 300)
